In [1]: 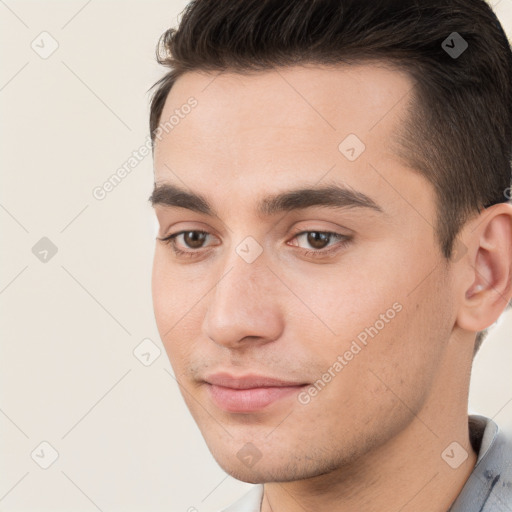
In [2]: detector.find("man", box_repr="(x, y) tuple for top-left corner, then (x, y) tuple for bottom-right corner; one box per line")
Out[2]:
(148, 0), (512, 510)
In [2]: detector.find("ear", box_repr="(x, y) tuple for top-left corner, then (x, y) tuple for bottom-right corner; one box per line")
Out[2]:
(455, 203), (512, 335)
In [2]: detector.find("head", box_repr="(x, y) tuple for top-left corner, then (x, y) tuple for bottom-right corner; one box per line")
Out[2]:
(149, 0), (512, 483)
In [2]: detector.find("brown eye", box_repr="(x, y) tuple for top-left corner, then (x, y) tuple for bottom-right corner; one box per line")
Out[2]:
(289, 230), (352, 258)
(306, 232), (331, 249)
(293, 231), (340, 250)
(182, 231), (208, 249)
(158, 230), (213, 256)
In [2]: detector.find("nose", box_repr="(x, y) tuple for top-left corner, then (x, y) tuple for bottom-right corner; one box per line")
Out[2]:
(202, 248), (284, 349)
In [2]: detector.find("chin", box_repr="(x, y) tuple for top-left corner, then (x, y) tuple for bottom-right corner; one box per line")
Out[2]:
(210, 450), (320, 484)
(213, 458), (270, 483)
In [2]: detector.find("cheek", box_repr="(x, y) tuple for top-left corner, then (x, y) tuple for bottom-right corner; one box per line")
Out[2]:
(290, 253), (449, 397)
(151, 248), (202, 326)
(151, 251), (191, 359)
(151, 251), (173, 329)
(284, 260), (401, 345)
(151, 249), (219, 375)
(350, 273), (452, 411)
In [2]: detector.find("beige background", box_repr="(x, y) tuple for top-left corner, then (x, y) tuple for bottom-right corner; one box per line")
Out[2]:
(0, 1), (511, 511)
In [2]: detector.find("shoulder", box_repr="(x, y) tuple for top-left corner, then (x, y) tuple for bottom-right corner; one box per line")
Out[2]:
(450, 415), (512, 511)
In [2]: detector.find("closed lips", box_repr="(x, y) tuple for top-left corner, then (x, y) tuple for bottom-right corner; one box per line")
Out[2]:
(204, 373), (308, 389)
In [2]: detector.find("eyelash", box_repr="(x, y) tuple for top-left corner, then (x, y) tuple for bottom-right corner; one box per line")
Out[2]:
(157, 230), (351, 259)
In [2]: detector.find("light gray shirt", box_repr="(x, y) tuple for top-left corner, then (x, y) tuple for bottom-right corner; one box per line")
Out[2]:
(219, 415), (512, 511)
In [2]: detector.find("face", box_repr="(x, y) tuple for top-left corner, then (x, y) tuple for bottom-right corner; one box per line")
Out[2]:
(150, 63), (457, 483)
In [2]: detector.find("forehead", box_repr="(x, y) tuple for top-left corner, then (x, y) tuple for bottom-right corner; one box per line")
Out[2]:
(152, 63), (421, 221)
(153, 62), (414, 172)
(151, 63), (439, 235)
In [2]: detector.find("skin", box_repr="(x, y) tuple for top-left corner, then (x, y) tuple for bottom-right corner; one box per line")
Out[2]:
(150, 63), (512, 511)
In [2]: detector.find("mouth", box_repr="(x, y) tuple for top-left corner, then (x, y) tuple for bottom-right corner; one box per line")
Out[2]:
(203, 372), (309, 413)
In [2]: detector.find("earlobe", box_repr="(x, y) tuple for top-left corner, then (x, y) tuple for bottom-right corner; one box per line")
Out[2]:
(456, 204), (512, 333)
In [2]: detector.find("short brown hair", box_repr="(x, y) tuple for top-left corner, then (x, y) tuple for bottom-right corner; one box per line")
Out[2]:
(149, 0), (512, 353)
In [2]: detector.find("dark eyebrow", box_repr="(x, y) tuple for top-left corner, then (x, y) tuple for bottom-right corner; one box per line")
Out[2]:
(148, 182), (383, 217)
